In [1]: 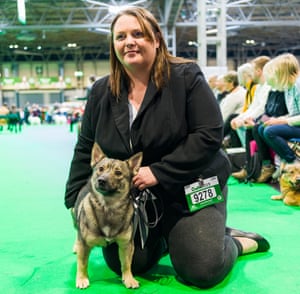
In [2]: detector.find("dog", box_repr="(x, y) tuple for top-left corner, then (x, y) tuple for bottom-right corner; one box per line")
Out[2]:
(72, 142), (143, 289)
(271, 163), (300, 206)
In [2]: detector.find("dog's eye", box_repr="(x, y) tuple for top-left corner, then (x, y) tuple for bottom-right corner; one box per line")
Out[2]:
(98, 166), (104, 172)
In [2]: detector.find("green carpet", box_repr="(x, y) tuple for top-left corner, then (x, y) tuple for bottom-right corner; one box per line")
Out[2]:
(1, 125), (299, 294)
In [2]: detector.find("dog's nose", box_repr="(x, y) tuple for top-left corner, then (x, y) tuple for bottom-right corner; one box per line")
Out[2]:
(98, 178), (106, 187)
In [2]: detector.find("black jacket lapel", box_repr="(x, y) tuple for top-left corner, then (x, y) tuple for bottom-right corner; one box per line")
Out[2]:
(137, 80), (158, 116)
(110, 88), (131, 153)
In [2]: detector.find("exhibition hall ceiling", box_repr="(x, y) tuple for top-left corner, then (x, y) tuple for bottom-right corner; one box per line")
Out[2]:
(1, 0), (300, 62)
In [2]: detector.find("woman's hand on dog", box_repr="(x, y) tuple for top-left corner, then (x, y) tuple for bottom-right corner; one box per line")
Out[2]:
(133, 166), (158, 190)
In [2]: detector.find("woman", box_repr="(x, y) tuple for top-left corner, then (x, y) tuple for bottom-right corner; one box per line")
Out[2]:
(220, 70), (246, 124)
(260, 53), (300, 170)
(223, 63), (257, 147)
(65, 7), (269, 289)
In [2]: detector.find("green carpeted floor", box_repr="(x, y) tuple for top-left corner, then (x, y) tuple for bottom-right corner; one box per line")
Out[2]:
(1, 124), (299, 294)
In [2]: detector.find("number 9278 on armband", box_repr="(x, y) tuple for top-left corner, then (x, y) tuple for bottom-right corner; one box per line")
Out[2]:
(184, 176), (224, 212)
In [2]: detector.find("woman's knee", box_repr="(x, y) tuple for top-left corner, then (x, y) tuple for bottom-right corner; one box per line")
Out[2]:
(263, 126), (275, 140)
(172, 253), (228, 289)
(168, 215), (237, 289)
(257, 124), (265, 138)
(168, 227), (227, 288)
(102, 236), (165, 275)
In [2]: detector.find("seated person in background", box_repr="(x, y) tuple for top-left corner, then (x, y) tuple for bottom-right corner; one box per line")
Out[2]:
(223, 63), (257, 147)
(232, 88), (288, 182)
(0, 103), (9, 132)
(215, 74), (228, 103)
(230, 56), (271, 147)
(7, 104), (22, 133)
(220, 71), (246, 147)
(28, 104), (42, 125)
(258, 53), (300, 178)
(86, 75), (96, 99)
(208, 74), (219, 97)
(237, 63), (257, 114)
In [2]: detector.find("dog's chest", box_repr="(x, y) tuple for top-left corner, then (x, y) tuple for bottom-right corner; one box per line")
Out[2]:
(98, 207), (126, 236)
(79, 198), (133, 241)
(101, 225), (114, 241)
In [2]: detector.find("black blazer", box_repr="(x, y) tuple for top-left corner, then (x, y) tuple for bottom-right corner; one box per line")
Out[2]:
(65, 62), (231, 210)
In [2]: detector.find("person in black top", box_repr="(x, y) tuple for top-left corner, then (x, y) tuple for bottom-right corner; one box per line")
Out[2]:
(65, 7), (270, 289)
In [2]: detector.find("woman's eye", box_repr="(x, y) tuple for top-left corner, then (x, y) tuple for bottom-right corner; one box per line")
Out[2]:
(115, 34), (125, 41)
(133, 31), (144, 38)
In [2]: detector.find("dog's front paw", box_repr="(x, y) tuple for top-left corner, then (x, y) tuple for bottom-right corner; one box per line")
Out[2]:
(271, 194), (283, 200)
(76, 277), (90, 289)
(122, 275), (140, 289)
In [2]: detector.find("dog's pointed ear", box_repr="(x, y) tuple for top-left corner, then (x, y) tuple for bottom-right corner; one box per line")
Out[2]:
(127, 152), (143, 175)
(91, 142), (106, 166)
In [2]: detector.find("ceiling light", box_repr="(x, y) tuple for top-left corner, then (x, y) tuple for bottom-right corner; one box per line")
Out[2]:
(62, 44), (81, 50)
(246, 39), (255, 45)
(188, 41), (199, 47)
(67, 43), (77, 48)
(243, 39), (257, 47)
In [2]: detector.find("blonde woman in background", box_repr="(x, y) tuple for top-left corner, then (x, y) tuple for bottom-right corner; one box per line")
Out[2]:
(260, 53), (300, 176)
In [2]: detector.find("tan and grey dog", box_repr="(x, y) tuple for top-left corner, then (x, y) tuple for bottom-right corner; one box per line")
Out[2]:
(271, 163), (300, 206)
(72, 142), (143, 289)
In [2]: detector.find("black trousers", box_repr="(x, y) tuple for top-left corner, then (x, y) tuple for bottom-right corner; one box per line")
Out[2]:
(223, 113), (242, 147)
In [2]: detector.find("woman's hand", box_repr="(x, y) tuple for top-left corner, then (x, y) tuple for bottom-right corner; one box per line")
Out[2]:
(243, 117), (255, 128)
(133, 166), (158, 190)
(231, 117), (244, 130)
(264, 117), (288, 126)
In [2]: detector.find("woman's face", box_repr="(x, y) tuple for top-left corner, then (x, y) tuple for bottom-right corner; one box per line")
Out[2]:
(266, 77), (278, 90)
(223, 79), (234, 92)
(253, 66), (262, 84)
(112, 15), (159, 73)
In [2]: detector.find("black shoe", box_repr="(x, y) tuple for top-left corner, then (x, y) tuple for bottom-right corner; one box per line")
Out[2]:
(226, 227), (270, 253)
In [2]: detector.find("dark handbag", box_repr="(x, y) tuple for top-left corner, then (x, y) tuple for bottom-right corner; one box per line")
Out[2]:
(226, 147), (246, 172)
